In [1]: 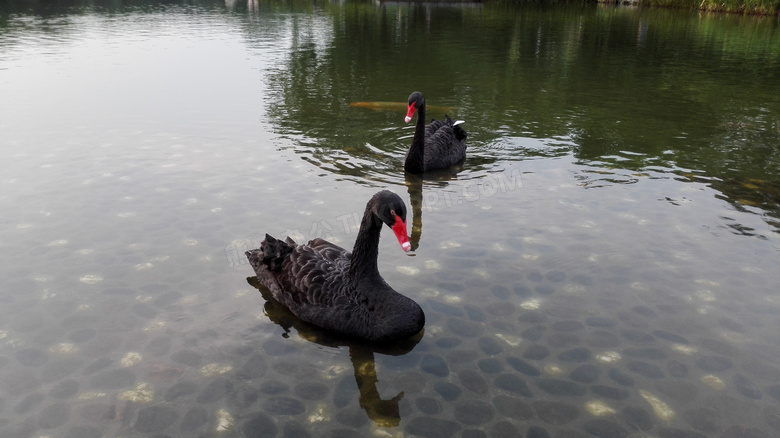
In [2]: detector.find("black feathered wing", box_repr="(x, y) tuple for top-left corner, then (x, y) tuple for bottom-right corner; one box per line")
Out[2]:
(423, 115), (467, 170)
(246, 236), (385, 339)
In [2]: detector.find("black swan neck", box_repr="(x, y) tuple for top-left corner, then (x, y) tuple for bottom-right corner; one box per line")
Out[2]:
(405, 101), (427, 174)
(348, 203), (382, 282)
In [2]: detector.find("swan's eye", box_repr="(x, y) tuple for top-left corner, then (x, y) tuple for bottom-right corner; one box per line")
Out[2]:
(390, 209), (396, 217)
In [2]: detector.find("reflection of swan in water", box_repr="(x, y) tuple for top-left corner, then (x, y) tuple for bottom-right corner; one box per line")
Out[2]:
(404, 169), (464, 251)
(246, 276), (423, 427)
(405, 172), (425, 251)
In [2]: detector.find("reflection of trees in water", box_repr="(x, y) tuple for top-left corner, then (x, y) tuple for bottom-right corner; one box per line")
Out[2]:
(570, 110), (780, 235)
(259, 2), (778, 215)
(4, 1), (777, 229)
(246, 276), (423, 427)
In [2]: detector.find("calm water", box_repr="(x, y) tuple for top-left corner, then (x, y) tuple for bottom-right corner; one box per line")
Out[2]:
(1, 0), (780, 437)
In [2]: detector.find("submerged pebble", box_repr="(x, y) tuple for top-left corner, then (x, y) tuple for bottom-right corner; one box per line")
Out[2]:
(197, 377), (233, 403)
(201, 363), (232, 376)
(626, 361), (664, 379)
(621, 329), (655, 344)
(557, 347), (591, 363)
(416, 397), (442, 415)
(587, 330), (621, 349)
(334, 407), (367, 428)
(682, 407), (721, 433)
(506, 356), (541, 377)
(533, 400), (581, 425)
(492, 394), (535, 420)
(523, 344), (550, 360)
(671, 344), (697, 355)
(521, 325), (546, 341)
(595, 351), (622, 363)
(526, 426), (551, 438)
(478, 336), (504, 355)
(653, 330), (690, 344)
(569, 364), (601, 383)
(180, 406), (209, 432)
(262, 396), (306, 415)
(405, 416), (461, 438)
(621, 406), (653, 431)
(294, 382), (329, 401)
(585, 400), (616, 416)
(535, 378), (586, 397)
(547, 333), (581, 348)
(639, 389), (675, 421)
(458, 369), (489, 394)
(695, 355), (733, 372)
(520, 299), (542, 310)
(454, 399), (495, 425)
(79, 274), (103, 284)
(396, 266), (419, 276)
(494, 333), (522, 347)
(477, 357), (504, 374)
(495, 374), (533, 397)
(490, 420), (521, 438)
(767, 384), (780, 402)
(446, 318), (484, 337)
(591, 385), (630, 400)
(164, 381), (198, 401)
(420, 354), (449, 377)
(214, 408), (234, 433)
(667, 360), (689, 378)
(623, 347), (666, 360)
(243, 413), (278, 436)
(701, 374), (725, 390)
(15, 392), (44, 414)
(434, 381), (463, 401)
(585, 316), (618, 328)
(49, 343), (77, 354)
(543, 363), (563, 375)
(120, 352), (142, 367)
(118, 382), (154, 403)
(733, 374), (763, 400)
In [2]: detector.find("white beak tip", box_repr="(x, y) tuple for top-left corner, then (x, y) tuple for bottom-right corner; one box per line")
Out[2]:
(401, 242), (411, 252)
(404, 116), (412, 123)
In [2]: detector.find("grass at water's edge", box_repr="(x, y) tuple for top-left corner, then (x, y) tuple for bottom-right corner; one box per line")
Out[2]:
(601, 0), (779, 15)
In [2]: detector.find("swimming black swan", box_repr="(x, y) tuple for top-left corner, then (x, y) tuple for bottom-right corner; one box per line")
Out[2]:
(404, 91), (467, 174)
(245, 190), (425, 342)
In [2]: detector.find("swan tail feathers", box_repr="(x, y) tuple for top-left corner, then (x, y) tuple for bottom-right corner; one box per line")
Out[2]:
(444, 114), (467, 141)
(245, 234), (294, 273)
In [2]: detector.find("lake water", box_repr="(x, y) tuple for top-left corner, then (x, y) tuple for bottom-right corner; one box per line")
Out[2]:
(1, 1), (780, 437)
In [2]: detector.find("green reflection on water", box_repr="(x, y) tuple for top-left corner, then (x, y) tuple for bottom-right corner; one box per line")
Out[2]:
(252, 2), (779, 231)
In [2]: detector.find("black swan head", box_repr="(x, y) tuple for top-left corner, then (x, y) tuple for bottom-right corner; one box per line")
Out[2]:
(405, 91), (425, 123)
(367, 190), (411, 252)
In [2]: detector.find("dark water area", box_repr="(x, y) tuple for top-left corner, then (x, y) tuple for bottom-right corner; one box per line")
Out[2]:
(1, 1), (780, 437)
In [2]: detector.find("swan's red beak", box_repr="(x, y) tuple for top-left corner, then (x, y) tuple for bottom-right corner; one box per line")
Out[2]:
(405, 102), (416, 123)
(391, 213), (411, 252)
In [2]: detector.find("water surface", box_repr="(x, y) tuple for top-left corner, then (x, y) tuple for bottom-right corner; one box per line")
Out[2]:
(1, 1), (780, 437)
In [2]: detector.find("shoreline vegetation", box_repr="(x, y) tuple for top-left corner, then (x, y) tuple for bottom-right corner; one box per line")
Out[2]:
(0, 0), (778, 17)
(595, 0), (778, 15)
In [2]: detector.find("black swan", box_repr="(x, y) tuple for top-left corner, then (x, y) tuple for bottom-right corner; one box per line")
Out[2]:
(404, 91), (467, 174)
(245, 190), (425, 342)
